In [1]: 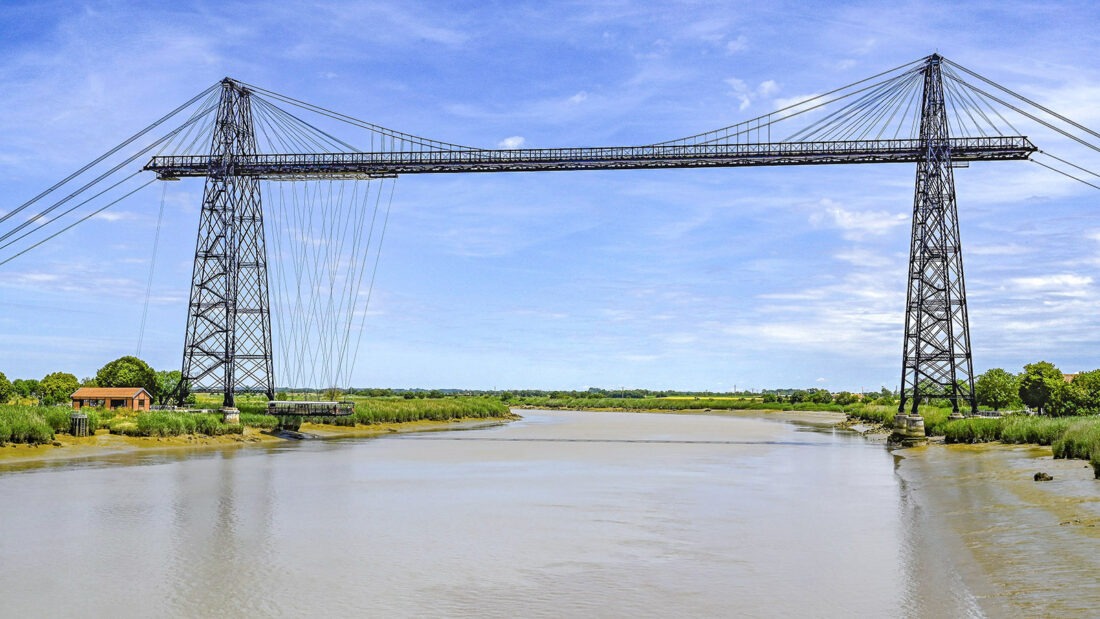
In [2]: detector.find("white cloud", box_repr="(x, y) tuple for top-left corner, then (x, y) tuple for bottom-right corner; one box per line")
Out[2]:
(773, 94), (820, 116)
(1010, 274), (1092, 294)
(497, 136), (525, 149)
(808, 199), (908, 240)
(725, 77), (782, 111)
(92, 211), (132, 222)
(568, 91), (589, 104)
(725, 35), (748, 54)
(968, 243), (1031, 256)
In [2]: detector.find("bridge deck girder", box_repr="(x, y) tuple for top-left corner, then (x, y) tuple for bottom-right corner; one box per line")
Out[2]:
(145, 136), (1035, 179)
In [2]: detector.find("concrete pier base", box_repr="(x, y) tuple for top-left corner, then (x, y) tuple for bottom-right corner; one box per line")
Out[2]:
(948, 412), (966, 420)
(892, 414), (926, 442)
(221, 408), (240, 424)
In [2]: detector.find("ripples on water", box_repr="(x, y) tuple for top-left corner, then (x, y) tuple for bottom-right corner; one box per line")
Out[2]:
(0, 410), (1003, 617)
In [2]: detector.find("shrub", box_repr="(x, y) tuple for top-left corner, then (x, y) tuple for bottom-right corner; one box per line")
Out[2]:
(43, 408), (73, 433)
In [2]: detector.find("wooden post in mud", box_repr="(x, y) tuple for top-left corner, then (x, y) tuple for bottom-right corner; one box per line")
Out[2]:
(69, 413), (89, 437)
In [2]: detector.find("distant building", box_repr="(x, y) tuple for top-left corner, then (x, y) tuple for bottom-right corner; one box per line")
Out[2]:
(1064, 373), (1079, 384)
(71, 387), (153, 411)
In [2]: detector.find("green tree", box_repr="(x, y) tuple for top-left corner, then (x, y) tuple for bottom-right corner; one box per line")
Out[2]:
(1018, 361), (1063, 414)
(39, 372), (79, 405)
(0, 371), (13, 404)
(974, 368), (1019, 411)
(95, 356), (158, 396)
(1046, 381), (1084, 417)
(155, 370), (182, 405)
(12, 378), (39, 399)
(833, 391), (857, 406)
(1050, 369), (1100, 416)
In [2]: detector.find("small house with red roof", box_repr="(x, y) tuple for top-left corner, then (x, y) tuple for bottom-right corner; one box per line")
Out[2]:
(71, 387), (153, 411)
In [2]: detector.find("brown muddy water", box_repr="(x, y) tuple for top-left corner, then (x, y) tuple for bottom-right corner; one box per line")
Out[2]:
(0, 410), (1094, 617)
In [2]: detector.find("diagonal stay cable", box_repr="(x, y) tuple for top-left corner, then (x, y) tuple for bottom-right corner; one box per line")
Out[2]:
(0, 178), (156, 267)
(657, 58), (926, 146)
(944, 58), (1100, 143)
(238, 81), (476, 151)
(0, 83), (219, 226)
(0, 169), (144, 253)
(1032, 158), (1100, 190)
(1037, 150), (1100, 179)
(0, 103), (219, 244)
(949, 76), (1100, 153)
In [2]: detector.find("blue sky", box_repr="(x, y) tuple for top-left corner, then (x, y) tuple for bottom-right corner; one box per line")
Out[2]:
(2, 0), (1100, 392)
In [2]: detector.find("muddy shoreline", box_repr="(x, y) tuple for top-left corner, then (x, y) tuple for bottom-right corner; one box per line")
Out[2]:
(0, 416), (514, 469)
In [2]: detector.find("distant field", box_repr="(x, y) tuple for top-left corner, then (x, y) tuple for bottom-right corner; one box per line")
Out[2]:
(657, 396), (757, 401)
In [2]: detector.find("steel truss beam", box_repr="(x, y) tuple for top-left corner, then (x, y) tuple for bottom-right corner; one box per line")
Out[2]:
(146, 136), (1034, 179)
(180, 79), (275, 406)
(898, 54), (975, 416)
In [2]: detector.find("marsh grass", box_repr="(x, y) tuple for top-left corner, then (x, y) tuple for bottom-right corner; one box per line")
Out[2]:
(107, 411), (243, 437)
(239, 413), (279, 429)
(0, 405), (56, 444)
(349, 397), (509, 424)
(941, 418), (1003, 443)
(941, 414), (1100, 477)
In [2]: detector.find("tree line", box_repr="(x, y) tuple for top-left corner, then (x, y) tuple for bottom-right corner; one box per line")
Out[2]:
(975, 361), (1100, 416)
(0, 356), (184, 406)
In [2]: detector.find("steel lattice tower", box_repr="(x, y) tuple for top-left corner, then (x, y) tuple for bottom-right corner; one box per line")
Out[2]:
(898, 55), (976, 416)
(180, 79), (275, 407)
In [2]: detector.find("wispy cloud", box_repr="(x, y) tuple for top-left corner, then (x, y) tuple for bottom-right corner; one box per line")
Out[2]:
(808, 200), (908, 240)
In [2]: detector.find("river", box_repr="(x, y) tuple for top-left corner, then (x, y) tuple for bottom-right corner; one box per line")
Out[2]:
(0, 410), (1095, 617)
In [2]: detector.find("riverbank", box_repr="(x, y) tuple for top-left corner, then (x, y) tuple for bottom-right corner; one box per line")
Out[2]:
(895, 442), (1100, 614)
(644, 405), (1100, 614)
(0, 417), (514, 468)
